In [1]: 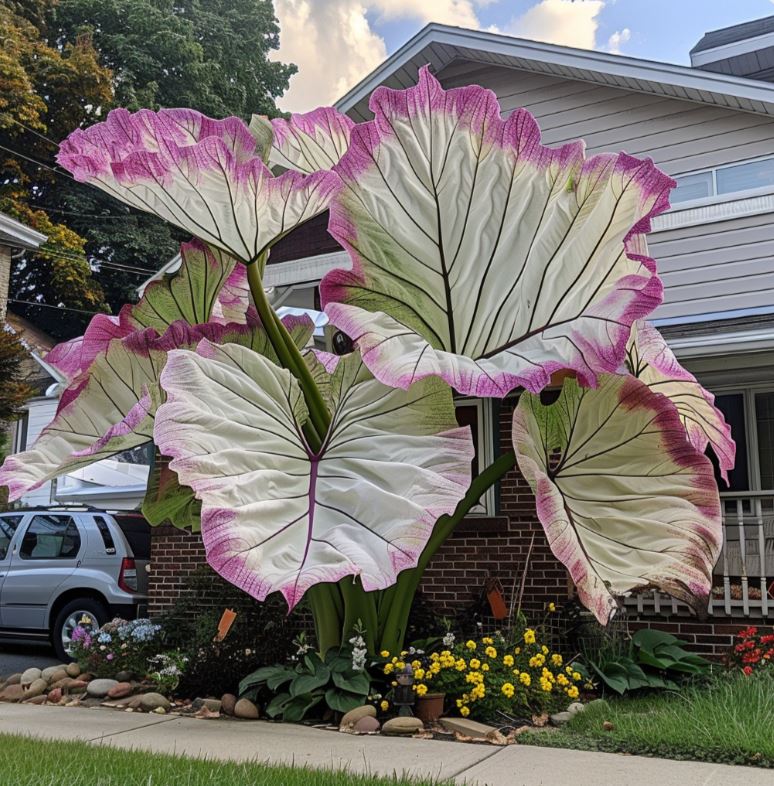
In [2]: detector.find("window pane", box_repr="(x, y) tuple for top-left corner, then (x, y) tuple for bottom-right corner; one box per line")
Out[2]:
(716, 158), (774, 195)
(671, 171), (713, 203)
(20, 515), (81, 560)
(755, 392), (774, 490)
(0, 515), (23, 560)
(455, 404), (480, 483)
(713, 393), (749, 492)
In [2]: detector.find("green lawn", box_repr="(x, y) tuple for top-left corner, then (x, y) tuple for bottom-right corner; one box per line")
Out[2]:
(0, 733), (449, 786)
(520, 671), (774, 768)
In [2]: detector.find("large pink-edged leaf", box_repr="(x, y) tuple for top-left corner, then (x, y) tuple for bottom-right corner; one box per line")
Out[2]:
(628, 321), (735, 483)
(512, 374), (722, 624)
(154, 342), (473, 609)
(1, 315), (314, 502)
(251, 108), (354, 174)
(323, 66), (669, 398)
(57, 108), (339, 264)
(131, 240), (249, 331)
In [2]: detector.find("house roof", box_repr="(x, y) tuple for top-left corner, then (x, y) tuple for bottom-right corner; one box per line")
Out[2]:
(5, 311), (57, 357)
(0, 211), (47, 251)
(691, 15), (774, 55)
(336, 23), (774, 120)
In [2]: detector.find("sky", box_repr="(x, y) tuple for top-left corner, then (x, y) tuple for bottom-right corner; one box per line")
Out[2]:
(273, 0), (774, 111)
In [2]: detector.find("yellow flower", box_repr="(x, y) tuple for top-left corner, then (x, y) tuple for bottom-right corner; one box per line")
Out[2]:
(395, 661), (405, 670)
(551, 654), (563, 667)
(529, 654), (545, 668)
(557, 674), (569, 686)
(541, 645), (549, 655)
(455, 658), (467, 671)
(429, 662), (441, 675)
(400, 650), (408, 657)
(465, 640), (477, 651)
(380, 650), (390, 658)
(481, 663), (490, 672)
(539, 678), (553, 692)
(456, 699), (463, 708)
(482, 637), (494, 645)
(484, 646), (497, 659)
(380, 700), (389, 712)
(411, 660), (422, 670)
(514, 647), (521, 655)
(523, 629), (536, 645)
(547, 602), (556, 613)
(383, 663), (394, 675)
(519, 673), (531, 686)
(469, 658), (481, 670)
(566, 685), (580, 700)
(565, 665), (574, 675)
(573, 672), (582, 682)
(430, 652), (439, 662)
(414, 668), (425, 680)
(415, 683), (428, 697)
(503, 655), (514, 667)
(460, 706), (470, 717)
(501, 682), (515, 698)
(391, 681), (398, 687)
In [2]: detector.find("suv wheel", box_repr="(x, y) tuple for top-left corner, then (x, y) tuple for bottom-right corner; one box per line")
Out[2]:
(52, 598), (108, 661)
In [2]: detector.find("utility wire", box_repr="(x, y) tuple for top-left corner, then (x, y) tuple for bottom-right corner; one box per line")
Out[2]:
(8, 298), (105, 316)
(0, 112), (62, 150)
(0, 143), (76, 182)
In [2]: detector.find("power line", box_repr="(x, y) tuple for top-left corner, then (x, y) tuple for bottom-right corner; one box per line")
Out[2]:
(30, 204), (137, 221)
(0, 143), (76, 182)
(0, 112), (61, 150)
(16, 244), (158, 275)
(8, 298), (104, 316)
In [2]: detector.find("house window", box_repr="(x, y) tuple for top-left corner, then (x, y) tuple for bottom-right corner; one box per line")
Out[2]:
(454, 399), (496, 515)
(672, 156), (774, 206)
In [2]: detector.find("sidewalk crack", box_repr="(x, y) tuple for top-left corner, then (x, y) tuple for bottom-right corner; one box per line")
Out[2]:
(445, 746), (506, 783)
(87, 716), (178, 743)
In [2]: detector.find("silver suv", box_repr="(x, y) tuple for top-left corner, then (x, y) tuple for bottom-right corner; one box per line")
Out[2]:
(0, 508), (150, 660)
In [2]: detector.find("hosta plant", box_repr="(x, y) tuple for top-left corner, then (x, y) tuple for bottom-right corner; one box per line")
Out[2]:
(1, 67), (735, 657)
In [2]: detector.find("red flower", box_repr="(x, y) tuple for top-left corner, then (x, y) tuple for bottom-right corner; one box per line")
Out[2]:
(743, 666), (753, 676)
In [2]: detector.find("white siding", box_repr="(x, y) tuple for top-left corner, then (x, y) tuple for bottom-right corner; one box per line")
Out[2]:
(18, 397), (57, 508)
(438, 65), (774, 324)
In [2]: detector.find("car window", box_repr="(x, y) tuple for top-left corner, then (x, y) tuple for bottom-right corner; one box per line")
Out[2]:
(94, 516), (116, 554)
(0, 515), (23, 560)
(19, 515), (81, 560)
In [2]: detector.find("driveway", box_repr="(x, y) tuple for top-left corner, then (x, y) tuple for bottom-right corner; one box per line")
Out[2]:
(0, 643), (59, 676)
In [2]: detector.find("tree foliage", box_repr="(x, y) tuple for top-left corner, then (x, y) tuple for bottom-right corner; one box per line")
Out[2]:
(0, 327), (34, 424)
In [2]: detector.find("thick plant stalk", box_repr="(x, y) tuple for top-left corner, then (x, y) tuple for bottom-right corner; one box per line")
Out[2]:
(339, 577), (378, 652)
(307, 584), (344, 654)
(378, 451), (517, 654)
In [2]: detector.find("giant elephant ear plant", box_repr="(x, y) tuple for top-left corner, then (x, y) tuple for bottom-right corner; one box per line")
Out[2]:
(0, 67), (735, 655)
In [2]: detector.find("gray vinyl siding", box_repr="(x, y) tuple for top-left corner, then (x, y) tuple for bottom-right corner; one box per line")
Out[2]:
(438, 64), (774, 325)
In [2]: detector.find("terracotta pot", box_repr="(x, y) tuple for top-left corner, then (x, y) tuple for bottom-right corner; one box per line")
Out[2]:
(414, 692), (445, 722)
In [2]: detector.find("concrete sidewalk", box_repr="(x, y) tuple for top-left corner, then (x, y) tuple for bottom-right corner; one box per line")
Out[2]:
(0, 703), (771, 786)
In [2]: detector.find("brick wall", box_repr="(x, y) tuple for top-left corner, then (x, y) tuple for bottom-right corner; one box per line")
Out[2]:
(148, 524), (209, 617)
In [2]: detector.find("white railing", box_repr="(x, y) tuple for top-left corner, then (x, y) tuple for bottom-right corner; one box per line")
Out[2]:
(626, 492), (774, 618)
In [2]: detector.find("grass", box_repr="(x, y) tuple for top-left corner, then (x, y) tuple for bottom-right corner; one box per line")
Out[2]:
(0, 733), (450, 786)
(519, 670), (774, 768)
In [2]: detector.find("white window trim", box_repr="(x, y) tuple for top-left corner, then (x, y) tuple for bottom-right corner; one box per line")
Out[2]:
(651, 191), (774, 233)
(454, 398), (496, 516)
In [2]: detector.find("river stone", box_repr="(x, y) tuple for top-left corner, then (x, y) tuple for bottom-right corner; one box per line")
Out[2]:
(234, 698), (259, 719)
(354, 716), (381, 733)
(20, 668), (42, 686)
(87, 678), (119, 698)
(567, 702), (586, 716)
(340, 704), (377, 729)
(68, 680), (88, 694)
(107, 682), (134, 699)
(192, 697), (222, 713)
(0, 684), (24, 702)
(6, 673), (22, 685)
(25, 678), (49, 699)
(48, 688), (63, 703)
(220, 694), (237, 716)
(550, 711), (573, 726)
(65, 663), (81, 677)
(47, 669), (69, 685)
(140, 693), (171, 712)
(115, 670), (132, 682)
(41, 666), (65, 682)
(23, 694), (48, 705)
(382, 717), (424, 736)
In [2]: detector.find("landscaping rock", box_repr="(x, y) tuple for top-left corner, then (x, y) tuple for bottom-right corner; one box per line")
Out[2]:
(233, 698), (259, 719)
(340, 704), (376, 729)
(0, 684), (24, 702)
(439, 717), (496, 740)
(550, 711), (573, 726)
(140, 693), (171, 713)
(192, 697), (222, 713)
(382, 717), (423, 736)
(220, 693), (237, 716)
(41, 666), (65, 682)
(6, 673), (22, 685)
(567, 702), (585, 716)
(65, 663), (81, 678)
(152, 706), (167, 715)
(48, 677), (69, 691)
(24, 678), (49, 699)
(128, 696), (144, 710)
(23, 694), (48, 705)
(20, 668), (42, 686)
(107, 682), (134, 699)
(115, 671), (132, 682)
(48, 688), (63, 703)
(47, 669), (68, 685)
(67, 680), (88, 694)
(354, 716), (380, 733)
(87, 678), (119, 698)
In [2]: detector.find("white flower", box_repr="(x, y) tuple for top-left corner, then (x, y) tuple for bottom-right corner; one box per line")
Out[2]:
(442, 632), (456, 648)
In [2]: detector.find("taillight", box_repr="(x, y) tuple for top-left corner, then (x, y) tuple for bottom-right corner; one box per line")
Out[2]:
(118, 558), (138, 593)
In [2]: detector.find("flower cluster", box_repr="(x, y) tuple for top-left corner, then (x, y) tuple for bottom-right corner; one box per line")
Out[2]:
(350, 634), (367, 672)
(381, 627), (580, 721)
(148, 651), (189, 694)
(69, 617), (164, 678)
(729, 625), (774, 675)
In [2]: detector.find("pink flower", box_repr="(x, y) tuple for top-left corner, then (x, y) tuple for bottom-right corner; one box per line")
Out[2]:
(106, 654), (114, 661)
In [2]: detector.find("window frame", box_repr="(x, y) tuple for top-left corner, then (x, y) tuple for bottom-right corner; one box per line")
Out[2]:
(670, 154), (774, 211)
(454, 397), (497, 516)
(17, 514), (82, 561)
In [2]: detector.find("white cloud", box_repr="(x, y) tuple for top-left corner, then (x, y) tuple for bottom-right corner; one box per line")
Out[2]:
(607, 27), (630, 54)
(371, 0), (482, 27)
(506, 0), (605, 50)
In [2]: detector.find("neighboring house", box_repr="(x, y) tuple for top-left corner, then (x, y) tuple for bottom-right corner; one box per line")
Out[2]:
(0, 212), (46, 322)
(37, 18), (774, 650)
